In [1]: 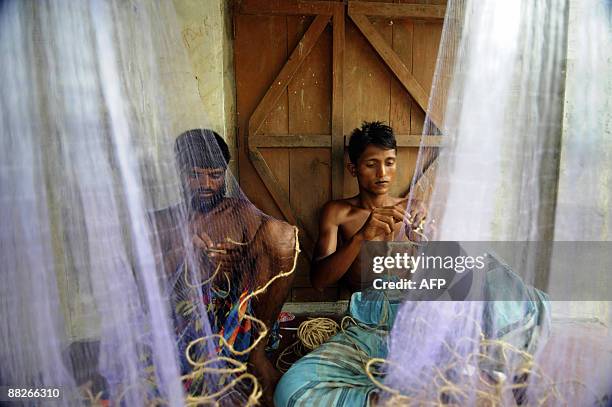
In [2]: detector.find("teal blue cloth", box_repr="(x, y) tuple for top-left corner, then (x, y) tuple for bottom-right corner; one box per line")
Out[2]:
(274, 266), (550, 407)
(274, 292), (398, 407)
(481, 261), (551, 372)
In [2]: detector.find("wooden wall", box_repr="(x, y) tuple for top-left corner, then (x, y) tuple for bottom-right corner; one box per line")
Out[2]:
(234, 0), (444, 302)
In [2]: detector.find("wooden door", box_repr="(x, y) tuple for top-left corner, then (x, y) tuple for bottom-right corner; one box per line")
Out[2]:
(234, 0), (445, 302)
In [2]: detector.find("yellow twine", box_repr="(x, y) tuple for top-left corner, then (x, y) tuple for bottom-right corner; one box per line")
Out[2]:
(184, 261), (222, 289)
(297, 318), (340, 350)
(87, 226), (300, 406)
(275, 317), (339, 373)
(275, 340), (305, 373)
(181, 226), (300, 405)
(225, 237), (249, 246)
(185, 372), (261, 407)
(364, 313), (601, 407)
(238, 226), (300, 311)
(184, 356), (248, 375)
(275, 312), (390, 373)
(404, 216), (429, 244)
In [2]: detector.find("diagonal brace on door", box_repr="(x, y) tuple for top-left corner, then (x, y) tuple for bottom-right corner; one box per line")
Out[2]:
(247, 14), (332, 255)
(348, 4), (444, 130)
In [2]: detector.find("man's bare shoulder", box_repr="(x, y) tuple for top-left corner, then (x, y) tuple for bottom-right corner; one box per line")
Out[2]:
(323, 198), (359, 212)
(260, 216), (294, 237)
(257, 217), (297, 257)
(320, 197), (362, 226)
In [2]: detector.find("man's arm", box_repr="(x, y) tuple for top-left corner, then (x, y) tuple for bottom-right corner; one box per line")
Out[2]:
(310, 201), (407, 291)
(250, 218), (297, 328)
(248, 218), (297, 403)
(310, 202), (364, 291)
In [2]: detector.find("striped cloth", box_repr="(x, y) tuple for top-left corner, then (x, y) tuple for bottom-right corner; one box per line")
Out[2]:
(274, 292), (398, 407)
(172, 261), (282, 369)
(274, 266), (550, 407)
(172, 262), (255, 374)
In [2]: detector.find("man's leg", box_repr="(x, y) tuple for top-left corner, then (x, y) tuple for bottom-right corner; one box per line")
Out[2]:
(249, 219), (298, 405)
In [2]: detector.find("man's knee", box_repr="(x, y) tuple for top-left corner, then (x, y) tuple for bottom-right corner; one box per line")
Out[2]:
(254, 219), (299, 287)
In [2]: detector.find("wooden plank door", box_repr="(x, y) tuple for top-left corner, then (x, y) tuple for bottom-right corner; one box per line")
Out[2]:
(234, 0), (445, 302)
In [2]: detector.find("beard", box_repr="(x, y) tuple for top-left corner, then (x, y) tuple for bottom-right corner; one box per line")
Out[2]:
(189, 184), (226, 213)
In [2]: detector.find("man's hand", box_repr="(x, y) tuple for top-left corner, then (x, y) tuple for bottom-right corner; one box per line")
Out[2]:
(358, 202), (407, 240)
(356, 199), (430, 241)
(192, 231), (246, 277)
(407, 200), (427, 227)
(405, 199), (429, 242)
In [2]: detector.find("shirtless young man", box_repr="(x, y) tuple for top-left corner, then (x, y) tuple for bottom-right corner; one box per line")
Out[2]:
(311, 121), (425, 292)
(158, 129), (295, 404)
(273, 122), (426, 407)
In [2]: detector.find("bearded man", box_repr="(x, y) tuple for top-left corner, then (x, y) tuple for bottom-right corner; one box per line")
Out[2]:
(156, 129), (295, 405)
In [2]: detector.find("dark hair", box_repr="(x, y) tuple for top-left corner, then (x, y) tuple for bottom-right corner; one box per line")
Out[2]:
(174, 129), (231, 172)
(348, 121), (396, 164)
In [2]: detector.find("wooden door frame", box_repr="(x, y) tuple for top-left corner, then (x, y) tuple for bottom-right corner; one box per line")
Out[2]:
(348, 1), (444, 128)
(237, 0), (446, 255)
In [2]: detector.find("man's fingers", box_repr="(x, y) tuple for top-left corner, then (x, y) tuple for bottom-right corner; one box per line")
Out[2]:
(192, 234), (210, 250)
(215, 241), (250, 252)
(372, 213), (395, 227)
(392, 208), (407, 222)
(193, 232), (242, 258)
(370, 217), (393, 235)
(384, 207), (407, 222)
(383, 215), (396, 230)
(408, 209), (422, 226)
(195, 231), (214, 247)
(373, 208), (406, 222)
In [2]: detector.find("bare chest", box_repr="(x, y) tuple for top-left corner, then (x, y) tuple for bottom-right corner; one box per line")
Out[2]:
(192, 209), (257, 245)
(338, 209), (403, 243)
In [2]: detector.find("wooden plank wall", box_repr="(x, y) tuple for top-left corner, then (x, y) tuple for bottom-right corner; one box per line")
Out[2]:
(342, 14), (442, 198)
(234, 1), (443, 302)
